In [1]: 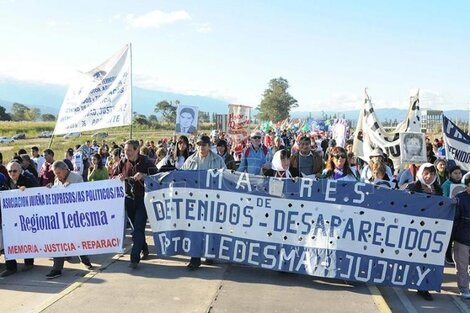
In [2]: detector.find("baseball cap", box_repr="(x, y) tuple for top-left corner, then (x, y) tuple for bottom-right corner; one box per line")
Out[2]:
(196, 135), (211, 145)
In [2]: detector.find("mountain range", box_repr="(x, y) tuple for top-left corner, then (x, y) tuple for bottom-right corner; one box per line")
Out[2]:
(0, 78), (468, 123)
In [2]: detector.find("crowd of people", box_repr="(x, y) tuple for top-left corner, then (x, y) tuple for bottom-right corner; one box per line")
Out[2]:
(0, 129), (469, 301)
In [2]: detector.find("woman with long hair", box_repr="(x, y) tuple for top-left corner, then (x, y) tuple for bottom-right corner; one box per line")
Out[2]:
(360, 148), (393, 183)
(434, 158), (447, 186)
(216, 139), (236, 170)
(106, 148), (121, 176)
(169, 135), (190, 170)
(320, 147), (357, 181)
(98, 145), (109, 167)
(88, 153), (109, 181)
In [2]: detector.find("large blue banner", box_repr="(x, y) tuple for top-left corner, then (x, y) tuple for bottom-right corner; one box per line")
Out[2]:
(144, 170), (454, 291)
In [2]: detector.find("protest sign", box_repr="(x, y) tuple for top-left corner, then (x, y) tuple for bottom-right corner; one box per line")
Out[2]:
(1, 180), (126, 259)
(145, 170), (453, 291)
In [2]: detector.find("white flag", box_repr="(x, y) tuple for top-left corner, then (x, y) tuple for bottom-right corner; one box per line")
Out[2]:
(54, 44), (132, 135)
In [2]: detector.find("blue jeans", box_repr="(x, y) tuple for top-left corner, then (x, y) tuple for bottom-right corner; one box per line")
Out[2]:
(125, 197), (148, 263)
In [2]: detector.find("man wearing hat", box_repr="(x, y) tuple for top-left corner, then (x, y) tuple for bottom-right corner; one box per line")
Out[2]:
(181, 134), (226, 270)
(237, 130), (270, 175)
(181, 135), (226, 171)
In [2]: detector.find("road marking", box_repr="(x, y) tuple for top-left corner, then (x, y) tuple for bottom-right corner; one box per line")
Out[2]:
(367, 284), (392, 313)
(392, 288), (418, 313)
(440, 289), (470, 313)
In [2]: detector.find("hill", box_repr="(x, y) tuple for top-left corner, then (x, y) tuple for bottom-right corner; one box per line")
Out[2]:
(0, 78), (229, 116)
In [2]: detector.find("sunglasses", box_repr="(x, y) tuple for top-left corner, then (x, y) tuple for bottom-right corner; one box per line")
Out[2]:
(251, 136), (261, 140)
(333, 154), (347, 159)
(8, 169), (18, 173)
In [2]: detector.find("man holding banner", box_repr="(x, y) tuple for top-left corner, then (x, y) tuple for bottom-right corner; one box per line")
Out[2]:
(113, 140), (155, 269)
(181, 135), (226, 270)
(46, 161), (93, 279)
(0, 161), (39, 277)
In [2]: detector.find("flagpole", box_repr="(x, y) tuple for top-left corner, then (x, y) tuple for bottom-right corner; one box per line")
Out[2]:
(47, 134), (55, 149)
(129, 42), (133, 140)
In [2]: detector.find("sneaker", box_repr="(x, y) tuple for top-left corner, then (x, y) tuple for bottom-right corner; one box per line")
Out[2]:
(460, 289), (470, 299)
(128, 262), (138, 269)
(45, 270), (62, 279)
(0, 269), (17, 277)
(445, 257), (455, 265)
(21, 264), (34, 272)
(417, 290), (433, 301)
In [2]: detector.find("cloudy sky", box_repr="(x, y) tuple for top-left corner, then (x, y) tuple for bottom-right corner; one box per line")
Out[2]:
(0, 0), (469, 111)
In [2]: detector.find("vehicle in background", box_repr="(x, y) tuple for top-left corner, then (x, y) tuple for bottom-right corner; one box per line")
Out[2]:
(0, 137), (15, 144)
(12, 133), (26, 140)
(92, 132), (109, 139)
(63, 132), (81, 139)
(38, 131), (53, 138)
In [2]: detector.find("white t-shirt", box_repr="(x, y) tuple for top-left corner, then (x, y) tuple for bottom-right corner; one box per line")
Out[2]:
(32, 155), (45, 173)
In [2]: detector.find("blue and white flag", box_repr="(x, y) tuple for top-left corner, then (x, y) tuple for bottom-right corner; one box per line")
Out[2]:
(145, 170), (453, 291)
(54, 44), (132, 135)
(443, 115), (470, 171)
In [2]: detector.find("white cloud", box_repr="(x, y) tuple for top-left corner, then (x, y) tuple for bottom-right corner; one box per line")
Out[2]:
(126, 10), (191, 29)
(194, 23), (212, 33)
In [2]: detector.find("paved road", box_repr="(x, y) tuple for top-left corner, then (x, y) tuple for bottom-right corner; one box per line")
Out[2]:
(0, 232), (469, 313)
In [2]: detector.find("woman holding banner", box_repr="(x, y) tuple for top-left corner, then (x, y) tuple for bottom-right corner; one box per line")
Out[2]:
(406, 163), (443, 301)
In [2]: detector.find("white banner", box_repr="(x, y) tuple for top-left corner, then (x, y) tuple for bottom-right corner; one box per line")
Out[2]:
(54, 44), (132, 135)
(353, 90), (421, 169)
(1, 180), (126, 260)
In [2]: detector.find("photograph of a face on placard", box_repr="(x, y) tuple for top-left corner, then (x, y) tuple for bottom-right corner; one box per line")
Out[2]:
(175, 105), (198, 135)
(400, 132), (426, 163)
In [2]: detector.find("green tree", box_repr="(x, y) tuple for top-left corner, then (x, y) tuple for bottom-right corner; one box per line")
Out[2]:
(257, 77), (297, 122)
(199, 111), (210, 124)
(148, 114), (159, 128)
(0, 105), (11, 121)
(133, 114), (149, 126)
(10, 103), (41, 121)
(41, 113), (56, 121)
(25, 107), (41, 121)
(11, 102), (29, 121)
(154, 100), (178, 124)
